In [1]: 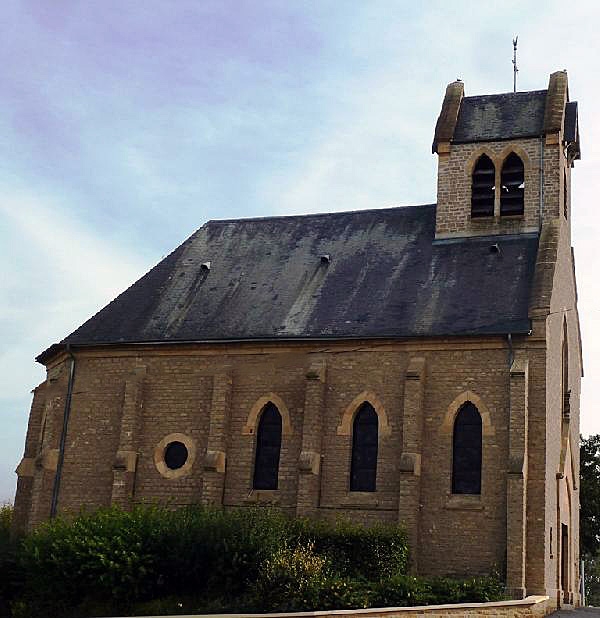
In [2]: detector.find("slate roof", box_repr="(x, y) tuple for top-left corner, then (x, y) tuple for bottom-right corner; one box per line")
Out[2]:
(453, 90), (547, 143)
(38, 205), (538, 362)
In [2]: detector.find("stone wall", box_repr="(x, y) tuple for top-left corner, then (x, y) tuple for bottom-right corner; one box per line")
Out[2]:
(15, 335), (540, 582)
(434, 135), (568, 241)
(435, 137), (544, 238)
(117, 595), (554, 618)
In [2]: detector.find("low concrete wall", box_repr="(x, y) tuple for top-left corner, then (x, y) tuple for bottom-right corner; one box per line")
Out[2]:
(120, 595), (553, 618)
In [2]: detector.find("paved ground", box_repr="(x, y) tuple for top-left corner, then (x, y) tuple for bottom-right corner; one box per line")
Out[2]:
(551, 609), (600, 616)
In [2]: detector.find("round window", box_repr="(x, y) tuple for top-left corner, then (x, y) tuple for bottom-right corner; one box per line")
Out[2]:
(164, 441), (188, 470)
(154, 433), (196, 479)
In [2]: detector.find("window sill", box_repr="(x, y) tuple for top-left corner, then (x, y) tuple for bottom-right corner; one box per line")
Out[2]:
(245, 489), (280, 504)
(444, 494), (484, 511)
(340, 492), (379, 508)
(499, 214), (525, 220)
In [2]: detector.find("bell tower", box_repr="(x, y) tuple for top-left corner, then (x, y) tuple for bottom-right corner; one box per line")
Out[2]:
(431, 71), (580, 241)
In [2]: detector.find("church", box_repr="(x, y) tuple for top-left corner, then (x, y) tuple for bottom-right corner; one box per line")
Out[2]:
(13, 70), (582, 607)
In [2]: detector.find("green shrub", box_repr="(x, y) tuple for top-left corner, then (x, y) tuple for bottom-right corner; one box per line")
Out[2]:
(426, 574), (505, 604)
(314, 576), (374, 610)
(12, 503), (502, 617)
(147, 503), (290, 599)
(370, 573), (505, 608)
(18, 504), (163, 616)
(0, 504), (26, 618)
(17, 504), (289, 614)
(250, 542), (330, 611)
(292, 516), (409, 580)
(250, 543), (379, 612)
(584, 553), (600, 606)
(0, 503), (12, 548)
(370, 574), (434, 607)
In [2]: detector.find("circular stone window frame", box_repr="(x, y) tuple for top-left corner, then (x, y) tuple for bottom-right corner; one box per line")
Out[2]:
(154, 433), (196, 479)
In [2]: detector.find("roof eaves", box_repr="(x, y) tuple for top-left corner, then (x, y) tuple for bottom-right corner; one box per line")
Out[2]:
(36, 326), (533, 365)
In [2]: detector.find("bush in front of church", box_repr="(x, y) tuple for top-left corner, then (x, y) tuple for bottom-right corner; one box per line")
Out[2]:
(290, 515), (409, 580)
(11, 503), (503, 616)
(14, 503), (411, 616)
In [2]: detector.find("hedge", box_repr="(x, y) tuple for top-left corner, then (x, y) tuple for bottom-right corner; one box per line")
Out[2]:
(3, 504), (503, 617)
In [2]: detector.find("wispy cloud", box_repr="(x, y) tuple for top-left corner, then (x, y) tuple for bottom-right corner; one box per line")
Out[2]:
(0, 188), (146, 501)
(2, 1), (600, 502)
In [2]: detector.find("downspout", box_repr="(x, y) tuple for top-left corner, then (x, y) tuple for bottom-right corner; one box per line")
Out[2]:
(50, 344), (76, 518)
(539, 136), (545, 232)
(506, 332), (513, 589)
(507, 332), (513, 456)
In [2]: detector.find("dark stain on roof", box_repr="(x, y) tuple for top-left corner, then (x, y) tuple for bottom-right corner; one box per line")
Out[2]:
(39, 205), (538, 361)
(453, 90), (547, 143)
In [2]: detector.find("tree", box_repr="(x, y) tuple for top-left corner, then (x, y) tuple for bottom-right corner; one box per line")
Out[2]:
(581, 434), (600, 557)
(580, 435), (600, 605)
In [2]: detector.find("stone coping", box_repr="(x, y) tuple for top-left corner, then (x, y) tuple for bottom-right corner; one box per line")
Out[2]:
(115, 595), (550, 618)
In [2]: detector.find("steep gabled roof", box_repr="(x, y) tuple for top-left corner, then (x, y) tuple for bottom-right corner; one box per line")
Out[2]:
(38, 205), (538, 362)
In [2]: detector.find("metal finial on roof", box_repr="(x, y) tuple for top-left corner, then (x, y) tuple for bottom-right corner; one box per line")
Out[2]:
(512, 36), (519, 93)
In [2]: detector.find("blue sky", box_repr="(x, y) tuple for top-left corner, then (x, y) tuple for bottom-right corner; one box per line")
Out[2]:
(2, 1), (600, 502)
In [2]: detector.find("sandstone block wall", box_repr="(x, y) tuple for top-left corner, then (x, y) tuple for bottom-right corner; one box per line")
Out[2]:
(14, 335), (548, 584)
(116, 595), (554, 618)
(435, 136), (567, 239)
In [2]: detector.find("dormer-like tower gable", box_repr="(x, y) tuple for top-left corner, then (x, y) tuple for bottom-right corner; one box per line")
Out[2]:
(432, 71), (580, 240)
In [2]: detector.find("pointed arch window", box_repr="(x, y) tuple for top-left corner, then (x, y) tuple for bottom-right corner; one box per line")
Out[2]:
(500, 153), (525, 216)
(452, 401), (482, 495)
(253, 402), (282, 490)
(471, 154), (495, 217)
(350, 402), (378, 492)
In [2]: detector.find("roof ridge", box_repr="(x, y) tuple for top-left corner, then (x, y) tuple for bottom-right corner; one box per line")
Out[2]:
(463, 89), (547, 101)
(206, 203), (436, 225)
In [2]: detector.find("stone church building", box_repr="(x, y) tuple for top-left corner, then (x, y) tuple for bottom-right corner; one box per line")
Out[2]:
(14, 70), (582, 606)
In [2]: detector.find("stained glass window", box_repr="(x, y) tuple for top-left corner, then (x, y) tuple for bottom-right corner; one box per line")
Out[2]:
(350, 402), (378, 492)
(452, 402), (482, 494)
(253, 402), (282, 490)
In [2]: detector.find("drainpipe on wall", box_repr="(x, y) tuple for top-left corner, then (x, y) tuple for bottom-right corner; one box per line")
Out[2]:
(539, 136), (545, 232)
(50, 344), (76, 518)
(507, 333), (513, 454)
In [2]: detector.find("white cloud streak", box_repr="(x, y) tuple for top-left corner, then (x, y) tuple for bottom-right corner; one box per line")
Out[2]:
(0, 188), (146, 501)
(2, 0), (600, 502)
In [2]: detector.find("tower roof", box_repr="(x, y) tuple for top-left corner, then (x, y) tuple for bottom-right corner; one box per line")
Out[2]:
(453, 90), (547, 143)
(432, 71), (580, 158)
